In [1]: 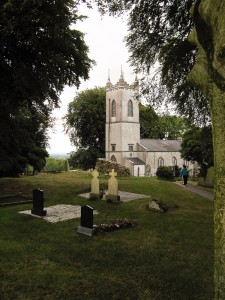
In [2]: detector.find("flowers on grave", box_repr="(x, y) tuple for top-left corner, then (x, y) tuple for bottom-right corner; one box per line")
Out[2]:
(95, 218), (137, 233)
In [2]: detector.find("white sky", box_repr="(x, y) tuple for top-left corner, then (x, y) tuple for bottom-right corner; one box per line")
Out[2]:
(47, 4), (137, 155)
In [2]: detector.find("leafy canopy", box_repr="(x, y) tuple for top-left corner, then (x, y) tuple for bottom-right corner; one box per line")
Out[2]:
(83, 0), (210, 124)
(0, 0), (93, 176)
(180, 125), (213, 176)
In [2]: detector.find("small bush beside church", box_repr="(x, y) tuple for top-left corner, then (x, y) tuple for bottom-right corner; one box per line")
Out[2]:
(96, 159), (130, 176)
(156, 166), (174, 180)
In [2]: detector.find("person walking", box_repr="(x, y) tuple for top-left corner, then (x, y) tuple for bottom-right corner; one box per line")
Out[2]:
(180, 164), (189, 185)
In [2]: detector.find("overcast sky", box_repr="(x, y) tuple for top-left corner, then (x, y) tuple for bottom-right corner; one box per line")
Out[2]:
(47, 4), (137, 155)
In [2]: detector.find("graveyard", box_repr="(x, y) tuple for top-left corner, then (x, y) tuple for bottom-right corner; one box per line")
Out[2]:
(0, 171), (213, 299)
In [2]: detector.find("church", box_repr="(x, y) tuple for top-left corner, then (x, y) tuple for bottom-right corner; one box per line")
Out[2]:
(105, 70), (196, 176)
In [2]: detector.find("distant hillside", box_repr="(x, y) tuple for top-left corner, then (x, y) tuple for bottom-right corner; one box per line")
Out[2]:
(48, 153), (70, 159)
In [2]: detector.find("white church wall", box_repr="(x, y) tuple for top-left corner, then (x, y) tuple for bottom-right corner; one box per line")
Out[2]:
(133, 165), (145, 176)
(144, 151), (184, 176)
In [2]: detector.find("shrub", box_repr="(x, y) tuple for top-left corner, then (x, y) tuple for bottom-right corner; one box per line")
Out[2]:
(96, 159), (130, 176)
(156, 166), (174, 180)
(43, 157), (66, 172)
(198, 166), (214, 188)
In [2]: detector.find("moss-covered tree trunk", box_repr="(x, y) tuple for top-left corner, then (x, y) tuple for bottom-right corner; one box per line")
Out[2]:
(210, 83), (225, 299)
(189, 0), (225, 298)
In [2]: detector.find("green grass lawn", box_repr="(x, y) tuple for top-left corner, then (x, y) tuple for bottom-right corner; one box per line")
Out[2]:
(0, 172), (213, 300)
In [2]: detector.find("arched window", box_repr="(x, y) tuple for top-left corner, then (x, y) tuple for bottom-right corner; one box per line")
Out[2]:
(183, 159), (189, 167)
(111, 100), (116, 117)
(158, 157), (164, 167)
(128, 100), (133, 117)
(172, 157), (177, 166)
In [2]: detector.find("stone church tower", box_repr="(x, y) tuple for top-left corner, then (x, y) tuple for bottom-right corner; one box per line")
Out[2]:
(105, 70), (140, 166)
(105, 69), (196, 177)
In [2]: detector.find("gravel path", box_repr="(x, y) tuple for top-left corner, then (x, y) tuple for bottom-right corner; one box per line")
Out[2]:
(175, 182), (214, 201)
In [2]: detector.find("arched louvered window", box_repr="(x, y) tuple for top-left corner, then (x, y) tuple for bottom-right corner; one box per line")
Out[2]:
(128, 100), (133, 117)
(172, 157), (177, 166)
(158, 157), (164, 167)
(111, 100), (116, 117)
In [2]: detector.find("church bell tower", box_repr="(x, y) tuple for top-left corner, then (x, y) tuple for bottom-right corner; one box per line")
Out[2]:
(105, 69), (140, 166)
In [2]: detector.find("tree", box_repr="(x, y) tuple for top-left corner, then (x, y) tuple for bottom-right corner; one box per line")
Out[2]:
(85, 0), (210, 123)
(64, 87), (106, 169)
(140, 104), (188, 140)
(158, 114), (189, 140)
(180, 126), (213, 176)
(0, 0), (93, 176)
(188, 1), (225, 297)
(0, 105), (50, 176)
(69, 148), (102, 170)
(139, 104), (160, 139)
(83, 0), (225, 295)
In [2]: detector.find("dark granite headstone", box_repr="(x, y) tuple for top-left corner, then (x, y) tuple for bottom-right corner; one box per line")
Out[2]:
(81, 205), (93, 229)
(77, 205), (94, 236)
(31, 189), (47, 216)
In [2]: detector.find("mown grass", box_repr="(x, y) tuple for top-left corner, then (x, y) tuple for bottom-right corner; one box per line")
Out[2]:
(0, 172), (213, 300)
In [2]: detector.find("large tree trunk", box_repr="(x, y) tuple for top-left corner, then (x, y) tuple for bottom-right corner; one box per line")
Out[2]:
(211, 82), (225, 298)
(189, 1), (225, 298)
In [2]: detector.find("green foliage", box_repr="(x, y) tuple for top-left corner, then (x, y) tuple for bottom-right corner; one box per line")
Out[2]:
(69, 148), (103, 170)
(43, 157), (66, 172)
(158, 114), (189, 140)
(140, 104), (189, 140)
(65, 87), (106, 151)
(65, 87), (106, 170)
(96, 159), (130, 176)
(180, 125), (213, 176)
(0, 0), (93, 177)
(139, 103), (160, 138)
(156, 166), (174, 180)
(89, 0), (210, 123)
(0, 106), (49, 176)
(198, 166), (214, 188)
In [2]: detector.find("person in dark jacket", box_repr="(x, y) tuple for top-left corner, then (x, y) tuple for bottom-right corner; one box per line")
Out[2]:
(180, 165), (189, 185)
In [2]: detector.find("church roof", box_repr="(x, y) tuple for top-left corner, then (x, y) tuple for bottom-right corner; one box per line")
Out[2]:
(139, 139), (181, 152)
(126, 157), (146, 165)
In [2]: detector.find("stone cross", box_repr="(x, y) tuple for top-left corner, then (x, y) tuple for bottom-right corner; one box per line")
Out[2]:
(108, 169), (118, 196)
(89, 169), (101, 200)
(106, 169), (120, 201)
(91, 169), (99, 195)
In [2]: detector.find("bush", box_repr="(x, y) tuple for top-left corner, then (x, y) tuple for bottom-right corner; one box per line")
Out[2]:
(156, 166), (174, 180)
(198, 166), (214, 188)
(96, 159), (130, 176)
(43, 157), (66, 172)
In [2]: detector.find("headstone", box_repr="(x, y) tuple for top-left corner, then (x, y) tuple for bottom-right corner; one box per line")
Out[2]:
(105, 169), (120, 201)
(77, 205), (95, 236)
(31, 189), (47, 216)
(90, 169), (101, 200)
